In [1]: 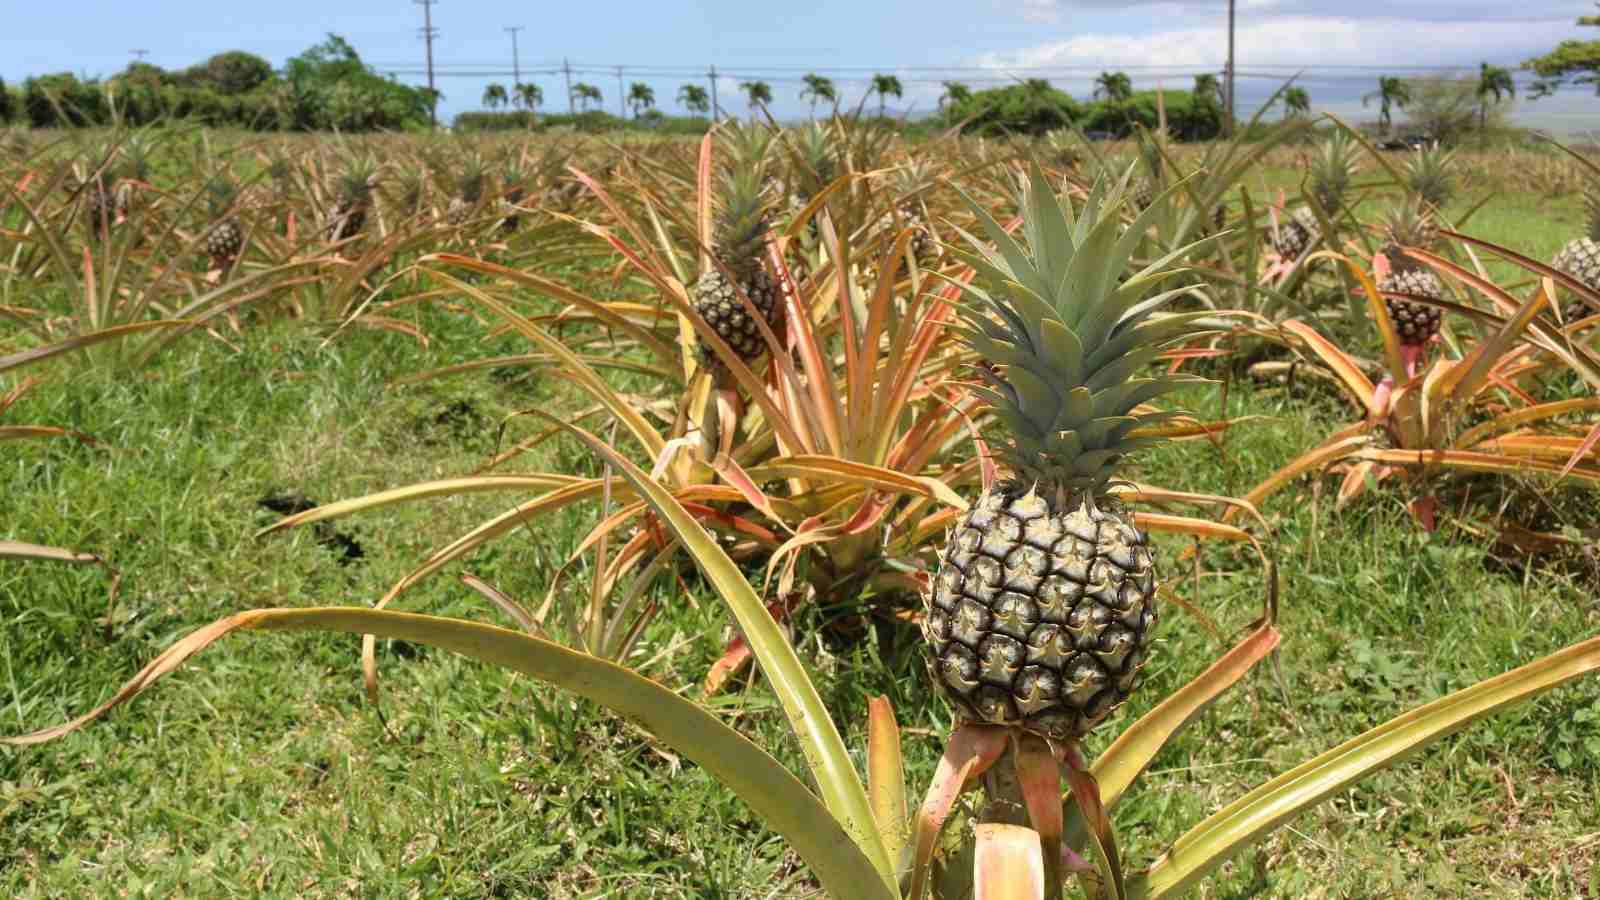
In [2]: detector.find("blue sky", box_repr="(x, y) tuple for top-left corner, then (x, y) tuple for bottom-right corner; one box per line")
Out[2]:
(4, 1), (1596, 131)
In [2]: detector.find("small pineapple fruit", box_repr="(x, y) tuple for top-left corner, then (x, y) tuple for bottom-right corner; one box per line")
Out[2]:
(925, 164), (1206, 741)
(1378, 200), (1444, 347)
(204, 178), (244, 269)
(879, 157), (937, 265)
(1271, 130), (1359, 261)
(693, 124), (781, 371)
(446, 155), (488, 226)
(1553, 191), (1600, 323)
(1131, 130), (1170, 211)
(327, 160), (376, 243)
(499, 164), (527, 236)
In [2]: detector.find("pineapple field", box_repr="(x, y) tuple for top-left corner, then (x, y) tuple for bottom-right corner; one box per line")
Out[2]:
(2, 114), (1599, 898)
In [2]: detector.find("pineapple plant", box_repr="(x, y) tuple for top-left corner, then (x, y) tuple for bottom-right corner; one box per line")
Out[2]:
(1405, 144), (1456, 211)
(446, 155), (488, 226)
(692, 124), (781, 372)
(1377, 200), (1445, 347)
(924, 165), (1203, 741)
(1270, 130), (1359, 261)
(1131, 130), (1169, 211)
(1553, 190), (1600, 323)
(203, 177), (244, 270)
(877, 156), (938, 267)
(499, 163), (527, 236)
(327, 159), (376, 244)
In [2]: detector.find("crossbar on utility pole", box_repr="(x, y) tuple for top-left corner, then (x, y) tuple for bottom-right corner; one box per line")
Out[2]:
(505, 26), (523, 87)
(1224, 0), (1236, 137)
(415, 0), (439, 129)
(130, 49), (149, 62)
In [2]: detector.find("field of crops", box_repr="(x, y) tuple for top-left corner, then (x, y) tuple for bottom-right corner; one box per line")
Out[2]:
(2, 117), (1599, 898)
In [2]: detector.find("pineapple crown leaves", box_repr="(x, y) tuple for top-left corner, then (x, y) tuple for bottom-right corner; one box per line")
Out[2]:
(942, 161), (1214, 492)
(336, 159), (378, 204)
(1308, 129), (1360, 213)
(1382, 198), (1437, 257)
(1405, 144), (1456, 211)
(204, 177), (238, 216)
(713, 161), (775, 271)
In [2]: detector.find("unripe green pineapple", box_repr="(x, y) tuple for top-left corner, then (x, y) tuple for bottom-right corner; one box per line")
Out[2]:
(1378, 200), (1444, 346)
(926, 165), (1208, 742)
(328, 160), (376, 243)
(447, 155), (488, 226)
(878, 157), (937, 264)
(1553, 191), (1600, 323)
(204, 178), (243, 266)
(1271, 131), (1359, 261)
(694, 125), (781, 371)
(1131, 131), (1169, 212)
(499, 164), (527, 236)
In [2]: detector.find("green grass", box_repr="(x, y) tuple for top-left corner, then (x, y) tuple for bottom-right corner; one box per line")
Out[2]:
(3, 200), (1600, 896)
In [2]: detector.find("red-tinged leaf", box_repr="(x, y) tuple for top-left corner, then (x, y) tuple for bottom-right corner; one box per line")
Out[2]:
(711, 453), (787, 528)
(867, 697), (909, 867)
(1229, 434), (1371, 521)
(910, 724), (1010, 900)
(974, 825), (1047, 900)
(1560, 422), (1600, 480)
(1356, 447), (1600, 485)
(1014, 735), (1065, 900)
(1062, 755), (1124, 900)
(1280, 319), (1377, 414)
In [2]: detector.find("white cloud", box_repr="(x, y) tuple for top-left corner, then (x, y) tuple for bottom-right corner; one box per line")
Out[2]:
(971, 14), (1573, 72)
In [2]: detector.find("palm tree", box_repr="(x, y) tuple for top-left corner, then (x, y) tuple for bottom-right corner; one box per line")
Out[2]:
(1476, 62), (1515, 132)
(481, 82), (508, 112)
(1092, 71), (1133, 104)
(514, 83), (543, 114)
(1193, 73), (1221, 108)
(626, 82), (656, 119)
(1283, 86), (1311, 120)
(739, 80), (772, 118)
(869, 73), (904, 118)
(939, 81), (971, 112)
(677, 84), (709, 116)
(572, 82), (602, 113)
(800, 73), (837, 118)
(1362, 76), (1411, 134)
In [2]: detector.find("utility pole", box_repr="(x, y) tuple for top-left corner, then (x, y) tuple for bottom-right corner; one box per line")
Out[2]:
(415, 0), (439, 129)
(564, 58), (575, 114)
(130, 49), (149, 63)
(708, 65), (719, 120)
(1224, 0), (1236, 138)
(504, 26), (523, 87)
(616, 65), (625, 119)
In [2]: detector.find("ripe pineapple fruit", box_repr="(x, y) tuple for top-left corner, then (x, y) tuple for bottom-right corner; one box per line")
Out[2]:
(1270, 131), (1359, 261)
(925, 164), (1205, 741)
(204, 178), (244, 268)
(446, 155), (488, 226)
(327, 160), (376, 243)
(1553, 191), (1600, 323)
(1378, 200), (1444, 346)
(693, 125), (781, 371)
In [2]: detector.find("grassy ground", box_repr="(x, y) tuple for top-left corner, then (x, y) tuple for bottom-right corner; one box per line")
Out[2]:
(3, 176), (1600, 898)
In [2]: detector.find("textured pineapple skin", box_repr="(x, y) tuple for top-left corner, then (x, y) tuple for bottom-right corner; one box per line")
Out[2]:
(925, 484), (1157, 741)
(206, 218), (243, 262)
(1552, 234), (1600, 286)
(1380, 266), (1443, 345)
(692, 268), (780, 366)
(1270, 206), (1319, 260)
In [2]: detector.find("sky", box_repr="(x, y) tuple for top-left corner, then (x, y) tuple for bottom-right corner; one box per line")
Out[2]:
(4, 1), (1596, 132)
